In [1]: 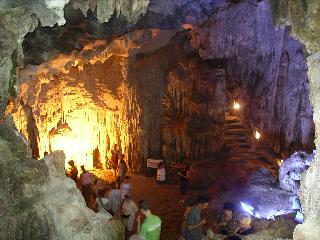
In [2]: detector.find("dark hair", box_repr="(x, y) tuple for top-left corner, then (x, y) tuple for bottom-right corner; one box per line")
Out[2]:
(110, 182), (117, 189)
(197, 195), (210, 204)
(186, 197), (195, 207)
(138, 200), (150, 211)
(223, 202), (235, 211)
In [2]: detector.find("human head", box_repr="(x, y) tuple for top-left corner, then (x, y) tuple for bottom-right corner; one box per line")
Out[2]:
(99, 187), (111, 197)
(138, 200), (151, 215)
(44, 151), (49, 156)
(223, 202), (235, 217)
(114, 144), (118, 149)
(80, 165), (85, 172)
(197, 195), (210, 210)
(68, 160), (75, 166)
(123, 176), (130, 183)
(186, 197), (195, 208)
(238, 213), (252, 227)
(110, 182), (117, 189)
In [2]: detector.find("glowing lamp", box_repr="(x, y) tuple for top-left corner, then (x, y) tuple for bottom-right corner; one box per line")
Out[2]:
(277, 159), (283, 166)
(233, 102), (240, 110)
(255, 131), (261, 140)
(240, 201), (254, 216)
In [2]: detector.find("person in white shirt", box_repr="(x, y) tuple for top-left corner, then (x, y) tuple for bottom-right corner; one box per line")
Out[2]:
(122, 195), (138, 235)
(157, 162), (166, 184)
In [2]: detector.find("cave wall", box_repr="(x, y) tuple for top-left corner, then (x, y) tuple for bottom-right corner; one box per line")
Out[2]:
(190, 0), (314, 155)
(269, 0), (320, 238)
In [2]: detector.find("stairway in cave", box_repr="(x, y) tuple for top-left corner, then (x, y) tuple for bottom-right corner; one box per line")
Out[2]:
(221, 110), (277, 187)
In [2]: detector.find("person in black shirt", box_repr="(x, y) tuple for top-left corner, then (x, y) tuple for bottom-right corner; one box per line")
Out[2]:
(178, 165), (190, 203)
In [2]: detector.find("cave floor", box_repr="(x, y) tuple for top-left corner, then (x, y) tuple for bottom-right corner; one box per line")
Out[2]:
(129, 174), (208, 240)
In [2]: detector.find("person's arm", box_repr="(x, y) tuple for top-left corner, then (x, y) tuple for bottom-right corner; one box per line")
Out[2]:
(188, 219), (206, 230)
(178, 172), (187, 179)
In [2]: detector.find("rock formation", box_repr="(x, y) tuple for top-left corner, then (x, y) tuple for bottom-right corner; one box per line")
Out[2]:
(270, 0), (320, 238)
(279, 151), (314, 193)
(0, 119), (124, 240)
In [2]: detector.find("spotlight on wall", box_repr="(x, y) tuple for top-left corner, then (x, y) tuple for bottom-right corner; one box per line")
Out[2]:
(233, 102), (240, 110)
(255, 130), (261, 140)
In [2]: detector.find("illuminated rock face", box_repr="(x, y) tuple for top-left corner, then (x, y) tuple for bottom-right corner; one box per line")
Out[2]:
(13, 29), (228, 171)
(269, 0), (320, 239)
(190, 0), (314, 154)
(0, 121), (124, 239)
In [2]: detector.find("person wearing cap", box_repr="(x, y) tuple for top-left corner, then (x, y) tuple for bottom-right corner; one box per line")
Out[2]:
(67, 160), (78, 183)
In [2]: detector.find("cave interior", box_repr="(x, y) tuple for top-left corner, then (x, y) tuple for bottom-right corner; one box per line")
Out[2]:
(1, 0), (320, 239)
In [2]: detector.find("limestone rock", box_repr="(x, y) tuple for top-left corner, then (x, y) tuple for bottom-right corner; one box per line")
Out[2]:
(279, 151), (314, 193)
(0, 121), (124, 239)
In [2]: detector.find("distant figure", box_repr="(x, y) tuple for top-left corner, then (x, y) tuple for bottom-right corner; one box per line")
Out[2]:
(178, 165), (190, 203)
(80, 165), (91, 202)
(215, 202), (237, 236)
(96, 187), (111, 213)
(136, 200), (161, 240)
(67, 160), (78, 183)
(117, 156), (127, 187)
(87, 192), (98, 212)
(111, 144), (121, 178)
(44, 151), (49, 157)
(181, 197), (196, 239)
(108, 182), (123, 217)
(120, 176), (131, 197)
(235, 213), (254, 236)
(122, 195), (138, 235)
(156, 162), (166, 184)
(185, 195), (210, 240)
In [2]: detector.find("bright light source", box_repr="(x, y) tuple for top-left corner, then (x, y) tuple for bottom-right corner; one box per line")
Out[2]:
(277, 159), (283, 166)
(240, 201), (254, 216)
(233, 102), (240, 110)
(255, 130), (261, 140)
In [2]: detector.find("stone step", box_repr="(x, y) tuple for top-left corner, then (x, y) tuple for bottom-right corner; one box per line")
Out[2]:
(225, 119), (240, 124)
(225, 124), (246, 129)
(228, 143), (251, 149)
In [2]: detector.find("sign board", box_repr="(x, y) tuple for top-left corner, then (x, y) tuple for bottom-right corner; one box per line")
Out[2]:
(147, 159), (163, 168)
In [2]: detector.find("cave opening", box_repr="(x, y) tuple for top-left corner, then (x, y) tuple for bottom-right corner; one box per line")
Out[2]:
(1, 0), (319, 239)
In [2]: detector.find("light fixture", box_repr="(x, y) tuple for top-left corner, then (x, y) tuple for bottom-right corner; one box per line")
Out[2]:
(255, 130), (261, 140)
(233, 101), (240, 110)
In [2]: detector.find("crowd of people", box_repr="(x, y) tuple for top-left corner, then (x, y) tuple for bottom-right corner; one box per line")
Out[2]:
(65, 144), (255, 240)
(65, 144), (162, 240)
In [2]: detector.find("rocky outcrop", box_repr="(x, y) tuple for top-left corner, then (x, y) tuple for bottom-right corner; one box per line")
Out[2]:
(0, 119), (124, 239)
(269, 1), (320, 239)
(270, 0), (320, 54)
(279, 151), (314, 193)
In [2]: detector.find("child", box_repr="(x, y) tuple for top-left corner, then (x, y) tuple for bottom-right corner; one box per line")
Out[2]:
(157, 162), (166, 184)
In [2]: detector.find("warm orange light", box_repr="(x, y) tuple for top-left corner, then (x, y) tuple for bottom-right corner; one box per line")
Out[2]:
(277, 159), (283, 166)
(255, 130), (261, 140)
(233, 102), (241, 110)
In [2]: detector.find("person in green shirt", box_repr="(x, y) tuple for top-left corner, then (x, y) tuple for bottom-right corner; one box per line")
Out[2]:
(137, 200), (161, 240)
